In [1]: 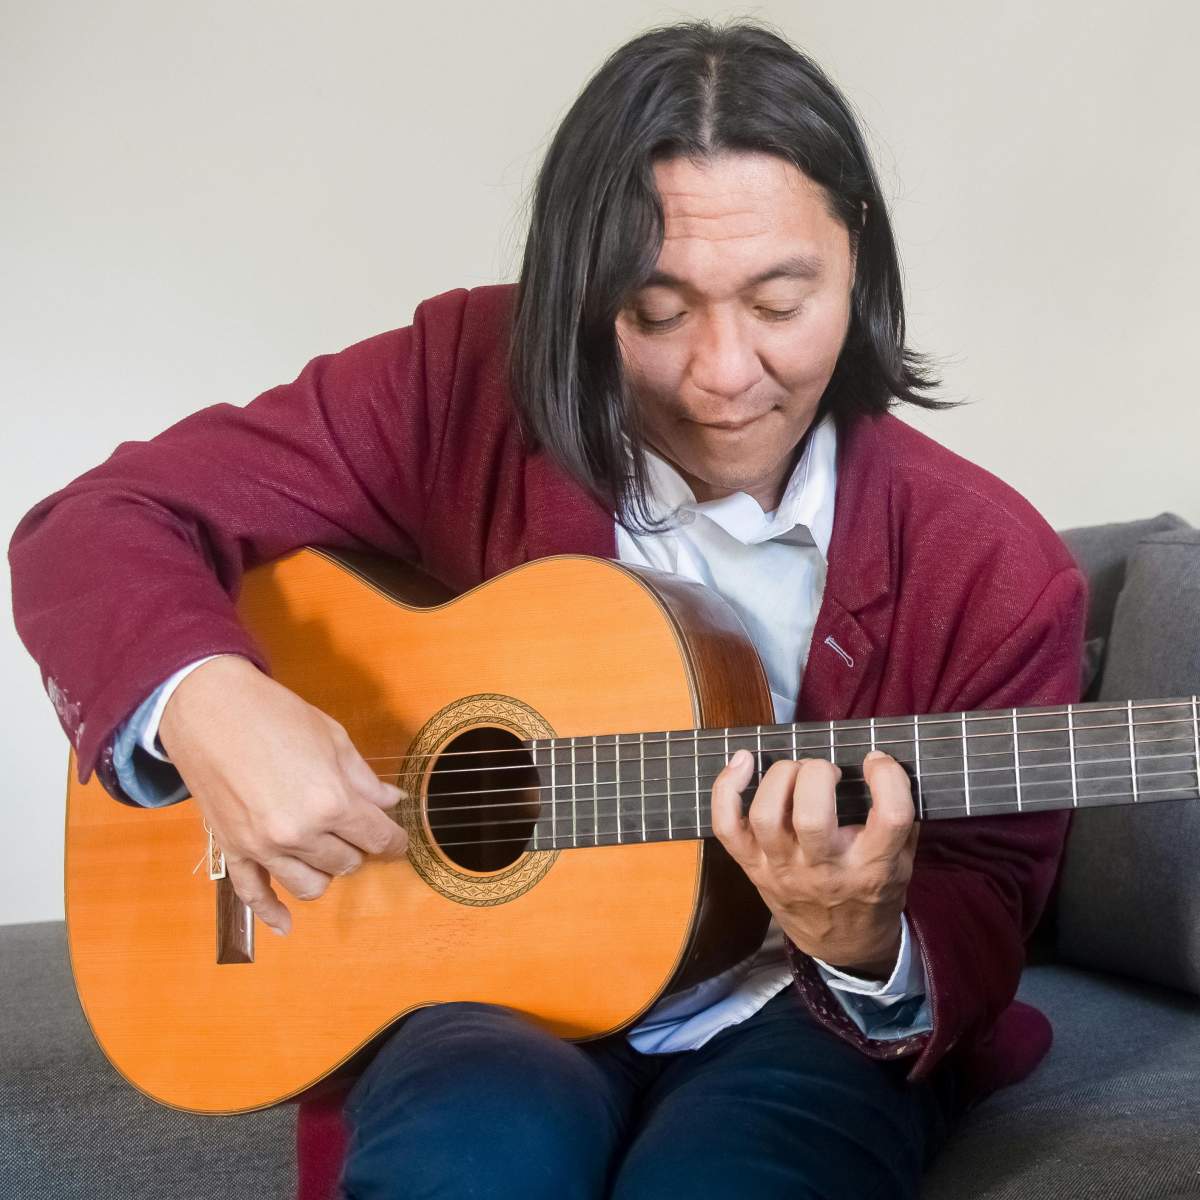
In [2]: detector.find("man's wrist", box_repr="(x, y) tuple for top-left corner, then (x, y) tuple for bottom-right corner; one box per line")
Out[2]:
(823, 926), (904, 981)
(158, 653), (257, 751)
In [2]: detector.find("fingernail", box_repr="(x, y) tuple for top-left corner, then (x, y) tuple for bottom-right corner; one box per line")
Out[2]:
(864, 750), (886, 763)
(728, 749), (752, 769)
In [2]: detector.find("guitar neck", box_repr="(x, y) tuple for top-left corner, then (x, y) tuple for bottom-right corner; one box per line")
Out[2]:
(525, 696), (1200, 850)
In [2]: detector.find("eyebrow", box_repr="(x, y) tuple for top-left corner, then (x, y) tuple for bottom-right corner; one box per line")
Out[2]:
(640, 252), (826, 292)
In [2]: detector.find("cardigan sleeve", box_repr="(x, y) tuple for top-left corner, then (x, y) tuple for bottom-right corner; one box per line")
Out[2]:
(785, 560), (1088, 1083)
(9, 290), (468, 802)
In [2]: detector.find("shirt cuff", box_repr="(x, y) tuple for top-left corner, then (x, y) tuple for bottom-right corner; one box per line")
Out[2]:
(111, 654), (231, 807)
(811, 913), (933, 1040)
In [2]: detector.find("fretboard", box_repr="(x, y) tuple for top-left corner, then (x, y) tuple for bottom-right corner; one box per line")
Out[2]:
(524, 696), (1200, 851)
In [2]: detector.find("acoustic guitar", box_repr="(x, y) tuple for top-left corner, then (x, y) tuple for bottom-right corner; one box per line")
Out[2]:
(63, 548), (1200, 1114)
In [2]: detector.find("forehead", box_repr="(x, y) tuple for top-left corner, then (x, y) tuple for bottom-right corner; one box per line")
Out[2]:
(647, 152), (845, 291)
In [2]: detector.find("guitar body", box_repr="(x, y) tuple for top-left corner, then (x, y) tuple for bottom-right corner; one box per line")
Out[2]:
(64, 549), (773, 1113)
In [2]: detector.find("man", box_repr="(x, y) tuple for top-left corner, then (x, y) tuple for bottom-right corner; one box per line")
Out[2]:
(10, 20), (1086, 1199)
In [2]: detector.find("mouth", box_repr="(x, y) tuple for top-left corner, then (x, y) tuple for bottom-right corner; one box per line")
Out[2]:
(693, 413), (768, 432)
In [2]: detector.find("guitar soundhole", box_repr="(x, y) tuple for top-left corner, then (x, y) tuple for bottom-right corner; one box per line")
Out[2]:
(425, 726), (541, 872)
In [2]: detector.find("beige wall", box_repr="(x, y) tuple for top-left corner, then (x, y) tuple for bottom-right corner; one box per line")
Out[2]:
(4, 1), (1196, 924)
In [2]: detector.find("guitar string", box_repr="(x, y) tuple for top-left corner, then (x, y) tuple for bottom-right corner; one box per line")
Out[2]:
(364, 734), (1198, 812)
(391, 756), (1198, 836)
(423, 775), (1198, 853)
(357, 704), (1200, 768)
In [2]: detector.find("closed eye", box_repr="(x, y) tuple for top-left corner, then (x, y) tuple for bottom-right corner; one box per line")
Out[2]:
(635, 306), (803, 332)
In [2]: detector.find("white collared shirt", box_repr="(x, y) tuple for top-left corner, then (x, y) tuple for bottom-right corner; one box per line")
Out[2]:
(617, 415), (929, 1053)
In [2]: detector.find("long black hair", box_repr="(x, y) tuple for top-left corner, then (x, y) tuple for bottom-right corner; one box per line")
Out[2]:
(507, 18), (954, 535)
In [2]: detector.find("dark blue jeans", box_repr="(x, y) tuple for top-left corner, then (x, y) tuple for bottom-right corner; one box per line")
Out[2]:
(341, 989), (959, 1199)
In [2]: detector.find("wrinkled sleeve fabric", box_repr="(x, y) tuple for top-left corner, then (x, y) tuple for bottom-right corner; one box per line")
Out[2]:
(787, 561), (1088, 1081)
(9, 291), (467, 803)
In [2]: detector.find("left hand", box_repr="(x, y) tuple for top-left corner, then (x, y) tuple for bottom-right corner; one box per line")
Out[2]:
(711, 749), (919, 978)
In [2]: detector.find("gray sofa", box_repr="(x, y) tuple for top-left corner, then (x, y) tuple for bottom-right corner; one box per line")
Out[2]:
(3, 514), (1197, 1200)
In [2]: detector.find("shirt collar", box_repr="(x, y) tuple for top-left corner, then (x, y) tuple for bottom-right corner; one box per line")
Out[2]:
(631, 414), (838, 560)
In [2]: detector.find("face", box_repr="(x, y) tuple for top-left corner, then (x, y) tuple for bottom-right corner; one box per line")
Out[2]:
(615, 151), (858, 512)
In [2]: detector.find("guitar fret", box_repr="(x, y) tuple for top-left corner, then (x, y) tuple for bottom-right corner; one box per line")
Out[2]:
(1127, 700), (1138, 802)
(530, 738), (541, 851)
(961, 712), (971, 816)
(1012, 709), (1023, 813)
(1067, 704), (1078, 807)
(913, 714), (923, 819)
(665, 730), (672, 839)
(615, 733), (622, 844)
(570, 736), (577, 848)
(693, 728), (701, 834)
(869, 716), (876, 753)
(828, 721), (835, 763)
(639, 732), (646, 842)
(1193, 696), (1200, 797)
(592, 735), (599, 840)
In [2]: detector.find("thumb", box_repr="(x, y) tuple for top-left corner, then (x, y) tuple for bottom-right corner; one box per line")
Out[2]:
(372, 779), (408, 810)
(338, 739), (409, 810)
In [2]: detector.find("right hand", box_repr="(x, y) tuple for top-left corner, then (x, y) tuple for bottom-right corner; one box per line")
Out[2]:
(158, 654), (409, 935)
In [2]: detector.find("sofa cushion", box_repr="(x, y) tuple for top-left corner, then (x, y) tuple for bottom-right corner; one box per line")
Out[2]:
(1055, 526), (1200, 995)
(922, 964), (1200, 1199)
(1058, 512), (1191, 699)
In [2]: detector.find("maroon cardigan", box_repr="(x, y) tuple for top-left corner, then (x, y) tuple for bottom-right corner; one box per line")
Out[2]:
(9, 282), (1086, 1108)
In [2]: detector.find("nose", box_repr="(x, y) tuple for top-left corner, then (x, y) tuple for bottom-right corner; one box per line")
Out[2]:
(687, 307), (765, 401)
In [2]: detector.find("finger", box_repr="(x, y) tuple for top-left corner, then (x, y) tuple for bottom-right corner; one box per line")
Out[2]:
(292, 832), (365, 878)
(263, 853), (335, 904)
(790, 758), (842, 863)
(746, 759), (802, 867)
(332, 801), (410, 860)
(335, 741), (409, 859)
(856, 751), (915, 862)
(710, 748), (759, 865)
(225, 856), (292, 936)
(339, 742), (408, 812)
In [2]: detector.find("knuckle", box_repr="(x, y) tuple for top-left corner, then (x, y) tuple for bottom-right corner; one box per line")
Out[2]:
(797, 758), (839, 784)
(858, 866), (894, 902)
(711, 812), (737, 842)
(325, 719), (353, 750)
(263, 815), (306, 850)
(293, 878), (329, 902)
(808, 861), (838, 894)
(308, 798), (345, 831)
(363, 823), (398, 855)
(746, 806), (773, 835)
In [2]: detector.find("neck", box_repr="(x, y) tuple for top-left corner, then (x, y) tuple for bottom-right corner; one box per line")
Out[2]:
(514, 696), (1200, 851)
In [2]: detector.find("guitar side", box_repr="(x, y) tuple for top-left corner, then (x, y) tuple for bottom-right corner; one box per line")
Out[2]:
(63, 549), (773, 1114)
